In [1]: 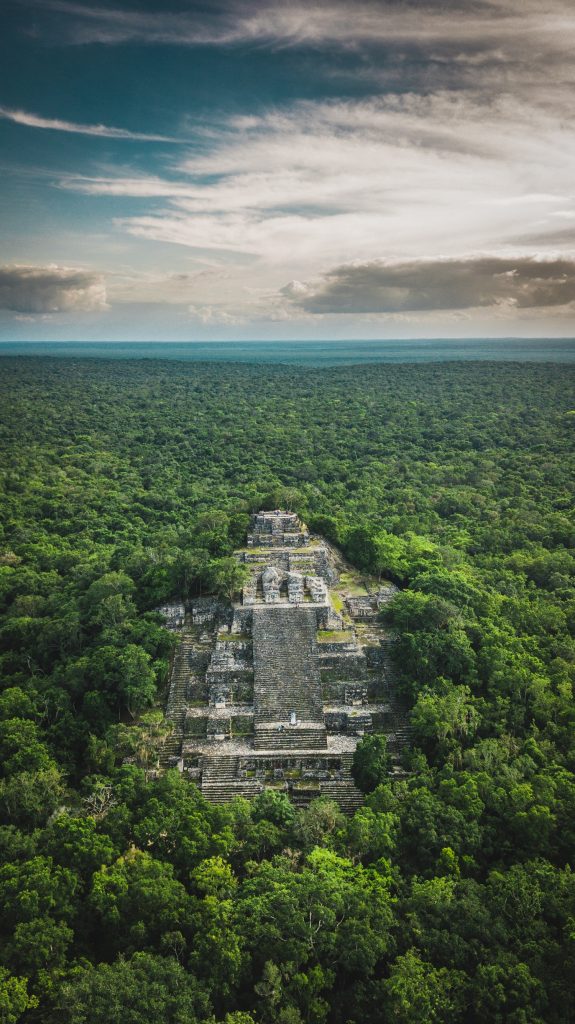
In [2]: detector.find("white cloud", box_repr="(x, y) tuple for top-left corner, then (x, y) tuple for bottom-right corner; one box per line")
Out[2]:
(58, 175), (196, 196)
(58, 92), (575, 278)
(105, 266), (235, 305)
(0, 106), (176, 141)
(0, 265), (107, 313)
(33, 0), (575, 57)
(188, 303), (246, 325)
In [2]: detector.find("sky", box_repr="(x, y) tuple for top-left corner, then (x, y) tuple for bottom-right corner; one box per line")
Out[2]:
(1, 0), (575, 342)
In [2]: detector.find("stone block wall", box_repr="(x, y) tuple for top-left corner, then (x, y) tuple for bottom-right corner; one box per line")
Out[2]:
(184, 713), (208, 737)
(231, 607), (253, 633)
(157, 603), (186, 630)
(189, 597), (227, 626)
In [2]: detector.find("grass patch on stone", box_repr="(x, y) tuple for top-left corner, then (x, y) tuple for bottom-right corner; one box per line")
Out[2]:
(232, 716), (253, 735)
(339, 572), (369, 596)
(185, 717), (208, 735)
(317, 630), (354, 643)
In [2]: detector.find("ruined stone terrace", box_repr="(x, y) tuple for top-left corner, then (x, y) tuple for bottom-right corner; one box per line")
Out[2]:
(246, 510), (307, 548)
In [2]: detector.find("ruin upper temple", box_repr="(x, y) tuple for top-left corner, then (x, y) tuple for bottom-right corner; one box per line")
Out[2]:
(159, 511), (410, 810)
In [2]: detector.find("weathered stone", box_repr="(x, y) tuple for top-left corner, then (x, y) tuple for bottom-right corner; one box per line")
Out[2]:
(287, 570), (305, 603)
(346, 595), (378, 619)
(261, 565), (282, 604)
(247, 511), (307, 548)
(157, 603), (186, 630)
(306, 575), (327, 603)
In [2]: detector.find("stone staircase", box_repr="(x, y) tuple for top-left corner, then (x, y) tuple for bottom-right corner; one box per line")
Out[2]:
(252, 725), (328, 750)
(372, 633), (413, 762)
(201, 754), (261, 802)
(319, 783), (363, 813)
(159, 735), (182, 768)
(289, 785), (322, 808)
(317, 754), (363, 811)
(386, 694), (413, 755)
(160, 633), (198, 766)
(161, 628), (214, 767)
(165, 639), (192, 719)
(252, 606), (327, 750)
(379, 635), (397, 669)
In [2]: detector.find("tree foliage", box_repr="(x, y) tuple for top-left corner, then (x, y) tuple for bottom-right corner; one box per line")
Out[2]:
(0, 357), (574, 1022)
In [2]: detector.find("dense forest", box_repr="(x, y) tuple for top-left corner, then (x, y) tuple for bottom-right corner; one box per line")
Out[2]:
(0, 355), (574, 1024)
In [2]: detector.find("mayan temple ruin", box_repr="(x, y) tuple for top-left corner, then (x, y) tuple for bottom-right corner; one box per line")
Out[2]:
(160, 512), (410, 810)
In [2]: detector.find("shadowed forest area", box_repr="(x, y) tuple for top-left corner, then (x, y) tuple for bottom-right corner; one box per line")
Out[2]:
(0, 356), (574, 1023)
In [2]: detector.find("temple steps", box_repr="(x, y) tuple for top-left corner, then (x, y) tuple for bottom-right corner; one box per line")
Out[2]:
(201, 755), (240, 784)
(320, 753), (364, 811)
(319, 782), (363, 812)
(388, 694), (413, 740)
(378, 632), (413, 751)
(166, 635), (200, 718)
(159, 736), (182, 768)
(290, 787), (322, 808)
(160, 633), (190, 764)
(200, 754), (261, 803)
(254, 725), (327, 751)
(252, 606), (325, 729)
(201, 782), (262, 802)
(387, 730), (413, 753)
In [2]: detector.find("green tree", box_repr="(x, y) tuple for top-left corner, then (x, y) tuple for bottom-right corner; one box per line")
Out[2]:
(0, 719), (55, 777)
(188, 859), (243, 1002)
(90, 848), (192, 951)
(5, 916), (73, 976)
(40, 814), (116, 878)
(383, 948), (467, 1024)
(411, 680), (481, 756)
(56, 952), (210, 1024)
(208, 559), (250, 602)
(352, 734), (391, 793)
(0, 967), (38, 1024)
(0, 766), (66, 829)
(82, 572), (137, 629)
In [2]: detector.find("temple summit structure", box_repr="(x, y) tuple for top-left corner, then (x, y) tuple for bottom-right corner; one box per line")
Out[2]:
(159, 512), (409, 810)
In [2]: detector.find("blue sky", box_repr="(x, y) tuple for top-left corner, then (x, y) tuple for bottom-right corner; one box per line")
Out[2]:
(1, 0), (575, 341)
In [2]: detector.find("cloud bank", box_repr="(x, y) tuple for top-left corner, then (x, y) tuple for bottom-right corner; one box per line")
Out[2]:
(281, 257), (575, 314)
(0, 266), (107, 314)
